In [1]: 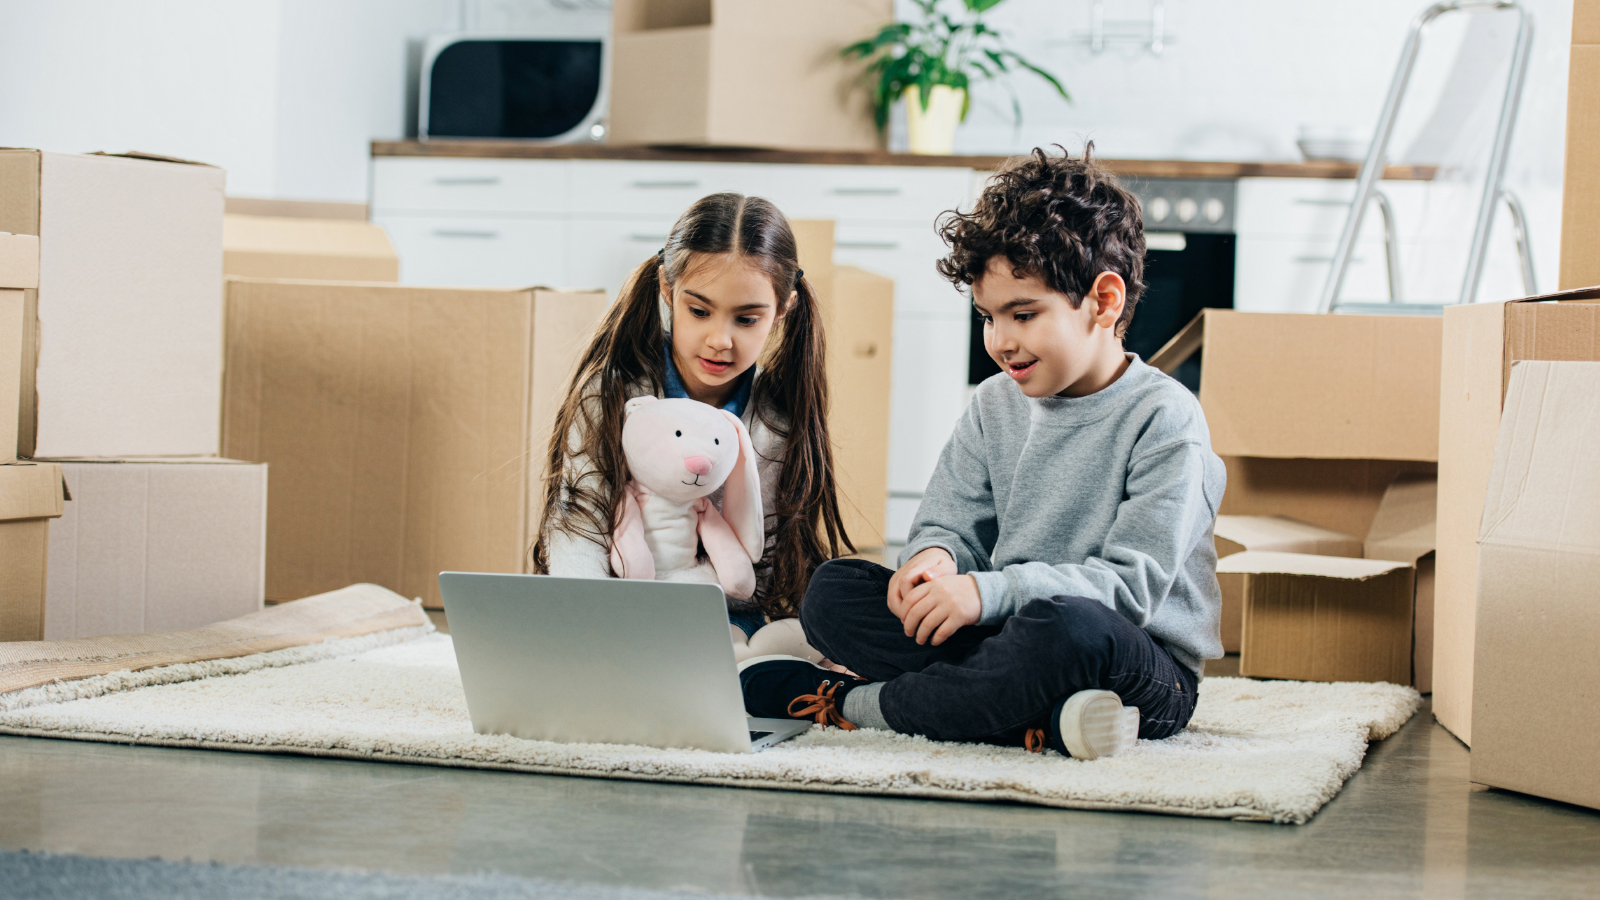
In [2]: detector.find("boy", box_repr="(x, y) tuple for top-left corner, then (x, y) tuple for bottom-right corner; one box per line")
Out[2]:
(740, 146), (1225, 759)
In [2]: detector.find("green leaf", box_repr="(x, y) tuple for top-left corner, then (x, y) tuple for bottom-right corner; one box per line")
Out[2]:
(964, 0), (1008, 12)
(1007, 53), (1072, 101)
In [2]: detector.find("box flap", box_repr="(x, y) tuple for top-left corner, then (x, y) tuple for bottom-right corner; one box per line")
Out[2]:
(1214, 514), (1362, 556)
(1364, 472), (1437, 563)
(1149, 310), (1205, 374)
(87, 150), (219, 168)
(1479, 361), (1600, 554)
(0, 461), (66, 520)
(224, 214), (396, 261)
(1198, 310), (1442, 461)
(1217, 550), (1411, 579)
(0, 233), (38, 288)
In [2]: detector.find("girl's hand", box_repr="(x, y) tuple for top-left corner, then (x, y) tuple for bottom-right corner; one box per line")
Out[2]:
(900, 575), (981, 646)
(887, 548), (957, 622)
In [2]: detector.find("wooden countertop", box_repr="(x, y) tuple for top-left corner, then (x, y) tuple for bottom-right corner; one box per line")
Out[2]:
(371, 140), (1437, 181)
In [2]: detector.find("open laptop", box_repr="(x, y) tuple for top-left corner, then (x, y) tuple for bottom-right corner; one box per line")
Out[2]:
(438, 572), (811, 754)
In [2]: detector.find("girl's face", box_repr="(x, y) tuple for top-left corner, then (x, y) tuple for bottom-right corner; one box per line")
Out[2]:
(663, 253), (793, 405)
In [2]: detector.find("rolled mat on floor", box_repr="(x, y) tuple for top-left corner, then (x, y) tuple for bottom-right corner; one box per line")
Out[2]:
(0, 585), (1419, 824)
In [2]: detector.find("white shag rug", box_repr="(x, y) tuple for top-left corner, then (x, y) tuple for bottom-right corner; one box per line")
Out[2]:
(0, 631), (1419, 825)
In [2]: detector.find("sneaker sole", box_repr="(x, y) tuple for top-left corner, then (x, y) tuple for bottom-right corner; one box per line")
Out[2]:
(1058, 690), (1140, 760)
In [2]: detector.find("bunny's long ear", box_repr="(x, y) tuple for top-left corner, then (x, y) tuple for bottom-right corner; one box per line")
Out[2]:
(719, 410), (764, 563)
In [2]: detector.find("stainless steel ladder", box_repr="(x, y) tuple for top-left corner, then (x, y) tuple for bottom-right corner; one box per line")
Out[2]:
(1318, 0), (1535, 313)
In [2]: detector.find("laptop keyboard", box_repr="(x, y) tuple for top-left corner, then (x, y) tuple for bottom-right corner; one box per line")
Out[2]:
(749, 731), (773, 742)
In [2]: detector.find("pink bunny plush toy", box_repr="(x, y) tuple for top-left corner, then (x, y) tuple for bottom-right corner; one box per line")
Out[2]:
(611, 395), (820, 663)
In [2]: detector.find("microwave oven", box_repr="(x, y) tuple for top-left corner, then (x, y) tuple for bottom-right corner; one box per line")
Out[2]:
(420, 34), (608, 143)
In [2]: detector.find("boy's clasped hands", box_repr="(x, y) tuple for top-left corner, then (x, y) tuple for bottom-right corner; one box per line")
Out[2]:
(887, 548), (981, 646)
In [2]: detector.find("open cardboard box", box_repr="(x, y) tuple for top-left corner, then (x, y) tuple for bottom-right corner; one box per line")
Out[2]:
(1469, 360), (1600, 811)
(223, 196), (398, 282)
(0, 461), (66, 641)
(1213, 514), (1363, 653)
(1218, 474), (1436, 687)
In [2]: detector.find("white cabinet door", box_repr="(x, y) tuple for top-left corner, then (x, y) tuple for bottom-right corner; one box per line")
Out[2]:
(372, 158), (569, 215)
(376, 215), (569, 287)
(833, 223), (966, 317)
(564, 217), (680, 299)
(758, 164), (975, 225)
(1235, 236), (1405, 313)
(567, 160), (757, 217)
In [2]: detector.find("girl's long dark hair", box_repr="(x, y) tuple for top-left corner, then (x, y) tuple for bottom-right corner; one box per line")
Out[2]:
(530, 193), (851, 619)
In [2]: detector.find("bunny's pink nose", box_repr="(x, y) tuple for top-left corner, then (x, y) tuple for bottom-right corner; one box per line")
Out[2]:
(683, 456), (714, 477)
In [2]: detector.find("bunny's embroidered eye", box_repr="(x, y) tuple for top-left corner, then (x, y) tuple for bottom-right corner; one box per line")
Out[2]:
(714, 438), (720, 445)
(675, 430), (682, 437)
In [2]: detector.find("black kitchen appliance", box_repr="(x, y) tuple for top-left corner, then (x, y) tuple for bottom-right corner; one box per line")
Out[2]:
(421, 35), (606, 142)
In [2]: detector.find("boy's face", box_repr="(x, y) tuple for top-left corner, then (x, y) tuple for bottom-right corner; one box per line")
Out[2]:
(971, 256), (1127, 398)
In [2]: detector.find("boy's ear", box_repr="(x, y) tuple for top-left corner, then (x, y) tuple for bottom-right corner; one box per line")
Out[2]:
(1088, 271), (1126, 329)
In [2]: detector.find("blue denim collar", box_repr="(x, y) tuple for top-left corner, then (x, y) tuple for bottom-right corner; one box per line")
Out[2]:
(663, 337), (754, 419)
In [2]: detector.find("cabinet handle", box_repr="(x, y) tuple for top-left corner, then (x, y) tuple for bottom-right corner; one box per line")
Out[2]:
(433, 229), (501, 239)
(836, 240), (900, 251)
(631, 180), (700, 189)
(1293, 198), (1352, 207)
(1293, 255), (1366, 263)
(433, 176), (501, 186)
(629, 233), (669, 242)
(830, 187), (901, 196)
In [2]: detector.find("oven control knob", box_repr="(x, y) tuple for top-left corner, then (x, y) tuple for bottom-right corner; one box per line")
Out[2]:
(1175, 197), (1198, 223)
(1203, 197), (1226, 223)
(1148, 196), (1171, 222)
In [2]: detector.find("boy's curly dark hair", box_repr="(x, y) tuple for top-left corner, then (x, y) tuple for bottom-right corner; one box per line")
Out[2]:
(936, 143), (1146, 338)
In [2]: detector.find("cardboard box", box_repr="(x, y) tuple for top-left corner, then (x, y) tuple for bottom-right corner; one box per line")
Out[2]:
(829, 265), (893, 550)
(609, 0), (889, 151)
(1213, 515), (1363, 652)
(0, 150), (225, 458)
(1435, 287), (1600, 745)
(225, 196), (369, 221)
(221, 278), (610, 608)
(1469, 360), (1600, 811)
(0, 461), (66, 641)
(44, 458), (266, 639)
(1560, 2), (1600, 290)
(1223, 473), (1436, 686)
(1153, 309), (1442, 462)
(224, 214), (398, 282)
(1, 233), (38, 462)
(1220, 551), (1415, 685)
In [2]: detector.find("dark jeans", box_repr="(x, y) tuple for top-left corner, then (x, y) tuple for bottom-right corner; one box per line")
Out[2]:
(800, 558), (1199, 744)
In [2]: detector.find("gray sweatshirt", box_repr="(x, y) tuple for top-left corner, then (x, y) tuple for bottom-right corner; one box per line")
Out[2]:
(899, 356), (1226, 674)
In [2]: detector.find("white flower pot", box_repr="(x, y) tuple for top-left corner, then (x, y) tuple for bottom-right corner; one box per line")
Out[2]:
(904, 85), (966, 156)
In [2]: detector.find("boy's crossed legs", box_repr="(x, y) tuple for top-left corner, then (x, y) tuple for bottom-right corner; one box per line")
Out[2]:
(743, 559), (1198, 757)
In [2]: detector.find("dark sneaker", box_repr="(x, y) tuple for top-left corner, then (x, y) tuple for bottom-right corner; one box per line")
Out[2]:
(1023, 689), (1140, 759)
(737, 655), (863, 730)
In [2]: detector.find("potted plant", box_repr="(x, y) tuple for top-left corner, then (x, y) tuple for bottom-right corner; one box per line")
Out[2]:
(843, 0), (1070, 155)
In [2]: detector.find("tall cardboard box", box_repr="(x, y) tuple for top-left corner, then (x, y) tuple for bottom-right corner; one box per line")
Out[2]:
(43, 458), (267, 639)
(609, 0), (889, 150)
(1, 233), (38, 461)
(1470, 361), (1600, 811)
(1222, 474), (1437, 687)
(0, 461), (66, 641)
(1435, 288), (1600, 744)
(0, 150), (225, 458)
(222, 278), (610, 608)
(829, 265), (893, 550)
(223, 214), (399, 282)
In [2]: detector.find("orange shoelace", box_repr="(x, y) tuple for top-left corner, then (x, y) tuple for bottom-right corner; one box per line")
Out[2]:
(786, 680), (858, 731)
(1024, 728), (1046, 753)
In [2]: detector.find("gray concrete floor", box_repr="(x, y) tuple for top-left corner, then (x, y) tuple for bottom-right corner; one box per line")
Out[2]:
(2, 694), (1598, 899)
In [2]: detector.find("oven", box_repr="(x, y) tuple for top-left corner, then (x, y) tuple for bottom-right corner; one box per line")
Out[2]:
(967, 178), (1237, 393)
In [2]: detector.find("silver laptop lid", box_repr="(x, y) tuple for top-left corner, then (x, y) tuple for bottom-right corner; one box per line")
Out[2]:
(439, 572), (753, 754)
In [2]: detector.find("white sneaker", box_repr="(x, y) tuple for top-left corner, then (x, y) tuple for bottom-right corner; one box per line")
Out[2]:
(1054, 689), (1140, 760)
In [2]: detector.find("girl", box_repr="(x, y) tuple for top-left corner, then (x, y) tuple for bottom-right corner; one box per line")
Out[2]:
(532, 192), (852, 643)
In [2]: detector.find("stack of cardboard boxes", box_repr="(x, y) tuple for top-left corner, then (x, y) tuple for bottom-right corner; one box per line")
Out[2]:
(0, 150), (267, 640)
